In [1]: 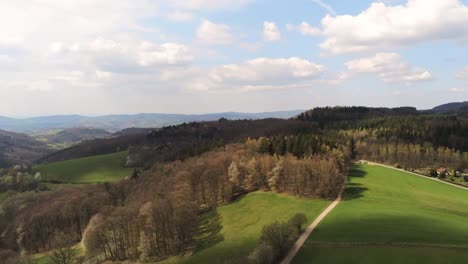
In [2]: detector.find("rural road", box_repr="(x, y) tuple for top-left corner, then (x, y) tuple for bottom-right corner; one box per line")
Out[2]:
(280, 178), (347, 264)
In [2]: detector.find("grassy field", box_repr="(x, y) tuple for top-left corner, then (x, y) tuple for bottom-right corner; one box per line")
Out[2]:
(293, 164), (468, 263)
(35, 151), (133, 183)
(294, 245), (468, 264)
(158, 191), (330, 264)
(32, 129), (72, 150)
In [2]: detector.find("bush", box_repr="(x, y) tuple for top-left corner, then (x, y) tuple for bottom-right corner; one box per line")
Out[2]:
(259, 221), (295, 260)
(248, 243), (274, 264)
(250, 213), (309, 263)
(48, 233), (78, 264)
(427, 168), (437, 177)
(288, 213), (307, 232)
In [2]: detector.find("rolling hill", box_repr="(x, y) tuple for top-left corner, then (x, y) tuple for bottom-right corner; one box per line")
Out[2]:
(0, 129), (51, 168)
(32, 127), (112, 148)
(431, 101), (468, 113)
(37, 118), (317, 165)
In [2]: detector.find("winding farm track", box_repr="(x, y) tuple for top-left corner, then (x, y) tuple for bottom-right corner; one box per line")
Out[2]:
(280, 178), (347, 264)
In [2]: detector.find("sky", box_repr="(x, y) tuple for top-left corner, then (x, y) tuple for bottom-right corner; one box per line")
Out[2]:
(1, 0), (468, 117)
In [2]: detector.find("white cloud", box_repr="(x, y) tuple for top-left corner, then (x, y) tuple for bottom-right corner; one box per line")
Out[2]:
(96, 70), (113, 80)
(287, 22), (321, 36)
(319, 72), (350, 85)
(217, 57), (324, 80)
(456, 66), (468, 79)
(49, 38), (193, 73)
(263, 22), (281, 42)
(449, 88), (467, 93)
(167, 10), (194, 22)
(0, 0), (161, 46)
(194, 57), (325, 91)
(196, 20), (236, 45)
(137, 42), (193, 66)
(311, 0), (337, 16)
(174, 0), (253, 10)
(317, 0), (468, 55)
(52, 71), (85, 82)
(345, 53), (432, 83)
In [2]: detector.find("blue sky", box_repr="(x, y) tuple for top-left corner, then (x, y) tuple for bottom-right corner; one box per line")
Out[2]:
(1, 0), (468, 117)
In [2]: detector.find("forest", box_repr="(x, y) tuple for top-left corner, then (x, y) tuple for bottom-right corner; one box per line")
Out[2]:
(0, 140), (346, 263)
(1, 106), (468, 263)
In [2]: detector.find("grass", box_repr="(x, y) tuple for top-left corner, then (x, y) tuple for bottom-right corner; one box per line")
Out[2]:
(32, 129), (73, 150)
(294, 245), (468, 264)
(35, 151), (133, 183)
(33, 244), (83, 264)
(158, 191), (330, 264)
(293, 164), (468, 263)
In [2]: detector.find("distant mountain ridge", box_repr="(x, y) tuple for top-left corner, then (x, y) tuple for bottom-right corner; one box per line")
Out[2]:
(0, 110), (305, 133)
(2, 102), (467, 133)
(431, 101), (468, 113)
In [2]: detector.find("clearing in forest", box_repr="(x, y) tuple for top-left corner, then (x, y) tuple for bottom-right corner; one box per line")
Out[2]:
(35, 151), (133, 184)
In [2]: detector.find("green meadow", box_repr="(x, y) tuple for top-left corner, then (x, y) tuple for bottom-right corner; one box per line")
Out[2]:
(35, 151), (133, 184)
(294, 245), (468, 264)
(293, 164), (468, 263)
(159, 191), (330, 264)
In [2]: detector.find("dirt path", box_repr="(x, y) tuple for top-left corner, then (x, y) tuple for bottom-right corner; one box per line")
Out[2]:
(362, 160), (468, 191)
(280, 179), (347, 264)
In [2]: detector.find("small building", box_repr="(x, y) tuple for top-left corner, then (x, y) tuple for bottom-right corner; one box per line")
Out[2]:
(437, 167), (447, 177)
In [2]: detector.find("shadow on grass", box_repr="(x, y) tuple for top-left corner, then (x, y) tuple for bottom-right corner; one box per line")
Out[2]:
(195, 209), (224, 252)
(306, 214), (468, 246)
(349, 166), (367, 178)
(343, 165), (369, 201)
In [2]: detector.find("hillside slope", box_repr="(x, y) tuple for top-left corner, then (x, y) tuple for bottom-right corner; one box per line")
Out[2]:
(0, 129), (51, 168)
(35, 151), (132, 183)
(294, 164), (468, 263)
(38, 119), (317, 165)
(432, 101), (468, 113)
(159, 192), (330, 264)
(33, 128), (112, 146)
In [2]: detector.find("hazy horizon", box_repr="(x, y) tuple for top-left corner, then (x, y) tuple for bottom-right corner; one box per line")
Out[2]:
(3, 101), (462, 119)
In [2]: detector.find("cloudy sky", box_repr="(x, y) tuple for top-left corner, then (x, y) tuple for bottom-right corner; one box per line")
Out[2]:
(1, 0), (468, 117)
